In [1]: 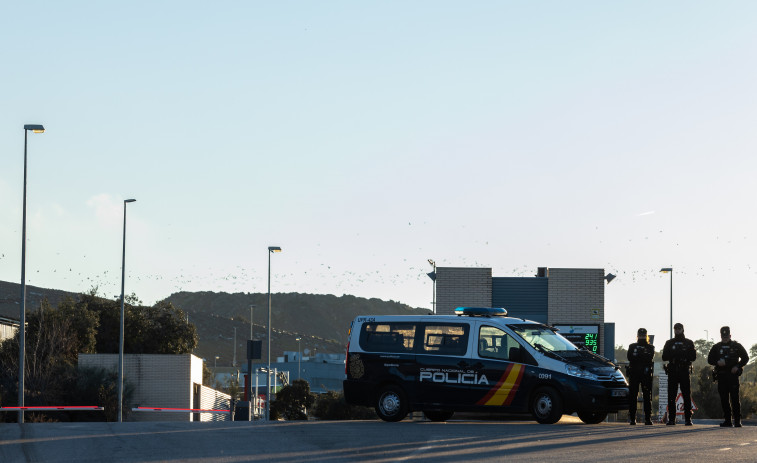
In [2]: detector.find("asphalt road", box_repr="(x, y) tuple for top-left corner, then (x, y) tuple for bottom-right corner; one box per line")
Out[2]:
(1, 417), (755, 462)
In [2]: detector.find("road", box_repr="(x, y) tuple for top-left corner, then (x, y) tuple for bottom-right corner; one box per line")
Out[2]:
(1, 417), (755, 462)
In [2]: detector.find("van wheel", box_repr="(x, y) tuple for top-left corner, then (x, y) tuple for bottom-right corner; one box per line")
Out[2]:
(375, 385), (408, 422)
(531, 388), (562, 424)
(423, 410), (454, 422)
(577, 411), (607, 424)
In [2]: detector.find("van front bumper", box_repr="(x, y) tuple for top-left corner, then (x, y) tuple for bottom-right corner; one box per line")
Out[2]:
(567, 381), (630, 413)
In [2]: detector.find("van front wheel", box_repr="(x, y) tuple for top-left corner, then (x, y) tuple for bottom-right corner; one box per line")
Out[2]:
(375, 385), (408, 422)
(423, 410), (454, 422)
(531, 388), (562, 424)
(577, 411), (607, 424)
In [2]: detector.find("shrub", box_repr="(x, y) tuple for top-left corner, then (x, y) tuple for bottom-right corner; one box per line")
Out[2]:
(312, 390), (376, 420)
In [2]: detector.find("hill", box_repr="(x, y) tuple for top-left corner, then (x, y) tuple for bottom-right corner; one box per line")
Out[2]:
(163, 291), (431, 366)
(0, 281), (430, 367)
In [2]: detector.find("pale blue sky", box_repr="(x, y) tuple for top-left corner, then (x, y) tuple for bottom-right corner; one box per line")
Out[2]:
(2, 1), (756, 351)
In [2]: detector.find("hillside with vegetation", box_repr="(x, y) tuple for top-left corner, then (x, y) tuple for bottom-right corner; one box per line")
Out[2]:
(0, 280), (430, 367)
(163, 291), (431, 365)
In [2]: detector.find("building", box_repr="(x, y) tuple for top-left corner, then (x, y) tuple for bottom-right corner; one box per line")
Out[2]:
(435, 267), (615, 358)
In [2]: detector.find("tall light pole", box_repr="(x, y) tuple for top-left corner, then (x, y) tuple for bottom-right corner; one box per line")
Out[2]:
(250, 305), (256, 341)
(118, 198), (136, 422)
(18, 124), (44, 424)
(296, 336), (302, 380)
(427, 259), (436, 314)
(660, 267), (673, 339)
(266, 246), (281, 421)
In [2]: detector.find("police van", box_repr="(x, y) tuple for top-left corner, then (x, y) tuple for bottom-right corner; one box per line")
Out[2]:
(343, 307), (629, 424)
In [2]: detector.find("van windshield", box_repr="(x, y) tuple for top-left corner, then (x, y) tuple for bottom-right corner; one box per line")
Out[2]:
(510, 325), (578, 354)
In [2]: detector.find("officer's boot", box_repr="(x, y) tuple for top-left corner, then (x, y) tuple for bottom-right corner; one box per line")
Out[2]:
(734, 414), (742, 428)
(644, 414), (653, 426)
(684, 411), (692, 426)
(719, 418), (732, 427)
(629, 413), (636, 425)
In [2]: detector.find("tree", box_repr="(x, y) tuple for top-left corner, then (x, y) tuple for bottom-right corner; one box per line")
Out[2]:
(750, 344), (757, 364)
(694, 339), (714, 363)
(0, 292), (198, 422)
(270, 379), (315, 420)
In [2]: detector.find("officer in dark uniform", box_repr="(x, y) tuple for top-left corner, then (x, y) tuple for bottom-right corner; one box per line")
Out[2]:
(627, 328), (655, 425)
(707, 326), (749, 427)
(662, 322), (696, 425)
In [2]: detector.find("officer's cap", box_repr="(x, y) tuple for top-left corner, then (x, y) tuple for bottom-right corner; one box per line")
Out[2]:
(720, 326), (730, 337)
(674, 323), (683, 331)
(637, 327), (647, 336)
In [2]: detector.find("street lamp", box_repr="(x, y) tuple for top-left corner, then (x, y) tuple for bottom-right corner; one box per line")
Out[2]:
(296, 337), (302, 380)
(427, 259), (436, 314)
(118, 198), (136, 422)
(266, 246), (282, 421)
(660, 267), (673, 339)
(18, 124), (44, 424)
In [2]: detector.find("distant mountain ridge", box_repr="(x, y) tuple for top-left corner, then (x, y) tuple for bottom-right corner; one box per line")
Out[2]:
(0, 280), (430, 365)
(164, 291), (431, 364)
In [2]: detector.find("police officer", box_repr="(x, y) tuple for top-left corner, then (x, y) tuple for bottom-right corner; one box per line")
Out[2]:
(707, 326), (749, 427)
(662, 322), (696, 425)
(627, 328), (655, 425)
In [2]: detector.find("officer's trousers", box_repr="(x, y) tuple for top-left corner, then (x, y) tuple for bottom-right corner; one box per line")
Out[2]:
(628, 374), (653, 419)
(717, 373), (741, 422)
(667, 368), (691, 421)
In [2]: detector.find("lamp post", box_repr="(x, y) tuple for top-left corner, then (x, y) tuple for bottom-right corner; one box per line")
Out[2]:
(250, 305), (256, 340)
(296, 337), (302, 380)
(427, 259), (436, 314)
(660, 267), (673, 339)
(18, 124), (44, 424)
(117, 198), (136, 423)
(266, 246), (281, 421)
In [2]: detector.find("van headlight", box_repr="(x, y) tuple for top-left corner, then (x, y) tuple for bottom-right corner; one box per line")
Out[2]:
(565, 364), (598, 380)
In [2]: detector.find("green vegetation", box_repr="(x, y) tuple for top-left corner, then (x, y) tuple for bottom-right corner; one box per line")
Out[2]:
(270, 379), (316, 420)
(0, 292), (197, 422)
(311, 390), (377, 420)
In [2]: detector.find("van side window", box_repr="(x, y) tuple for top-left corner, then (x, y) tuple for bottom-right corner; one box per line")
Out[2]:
(360, 323), (416, 353)
(479, 326), (523, 362)
(423, 324), (468, 356)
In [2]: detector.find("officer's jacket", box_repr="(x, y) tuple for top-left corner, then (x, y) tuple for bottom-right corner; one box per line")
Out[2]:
(707, 341), (749, 375)
(662, 335), (696, 368)
(627, 341), (655, 375)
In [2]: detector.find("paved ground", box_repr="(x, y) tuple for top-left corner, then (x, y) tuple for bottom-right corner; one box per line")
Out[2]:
(1, 417), (755, 462)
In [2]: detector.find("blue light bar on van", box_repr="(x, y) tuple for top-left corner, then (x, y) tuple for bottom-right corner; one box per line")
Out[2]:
(454, 307), (508, 317)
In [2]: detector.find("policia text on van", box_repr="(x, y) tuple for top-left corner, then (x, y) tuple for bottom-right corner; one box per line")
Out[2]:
(343, 307), (629, 424)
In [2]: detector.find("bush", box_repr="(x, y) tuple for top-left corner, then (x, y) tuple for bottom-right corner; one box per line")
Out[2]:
(270, 379), (315, 420)
(312, 391), (376, 420)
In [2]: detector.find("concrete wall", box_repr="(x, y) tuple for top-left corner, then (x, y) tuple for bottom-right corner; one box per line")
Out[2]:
(435, 267), (492, 315)
(193, 383), (231, 422)
(78, 353), (205, 422)
(547, 268), (606, 356)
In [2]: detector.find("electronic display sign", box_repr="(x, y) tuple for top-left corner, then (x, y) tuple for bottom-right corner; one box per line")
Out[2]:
(554, 325), (600, 354)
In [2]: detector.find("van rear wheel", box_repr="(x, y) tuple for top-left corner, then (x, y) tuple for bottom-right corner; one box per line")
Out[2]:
(375, 385), (408, 422)
(577, 411), (607, 424)
(531, 387), (563, 424)
(423, 410), (454, 422)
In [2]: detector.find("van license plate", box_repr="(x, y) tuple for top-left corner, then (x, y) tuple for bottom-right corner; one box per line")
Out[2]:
(611, 389), (628, 397)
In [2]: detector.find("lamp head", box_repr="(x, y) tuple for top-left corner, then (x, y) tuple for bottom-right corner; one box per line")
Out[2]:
(660, 267), (672, 273)
(268, 246), (282, 253)
(24, 124), (45, 133)
(125, 199), (136, 203)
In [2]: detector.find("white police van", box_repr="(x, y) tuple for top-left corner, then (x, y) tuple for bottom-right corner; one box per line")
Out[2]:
(343, 307), (629, 424)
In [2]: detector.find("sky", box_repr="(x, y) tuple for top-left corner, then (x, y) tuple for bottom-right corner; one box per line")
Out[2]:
(1, 1), (756, 352)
